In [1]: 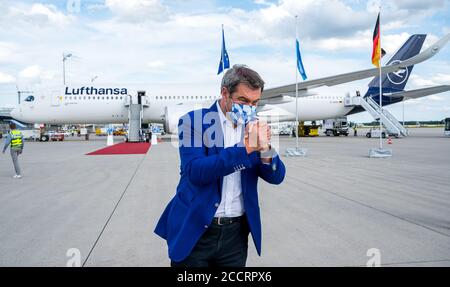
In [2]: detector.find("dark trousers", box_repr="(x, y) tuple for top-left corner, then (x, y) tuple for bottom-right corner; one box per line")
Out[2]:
(171, 216), (250, 267)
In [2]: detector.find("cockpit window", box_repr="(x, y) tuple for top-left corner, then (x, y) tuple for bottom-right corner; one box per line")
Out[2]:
(24, 95), (35, 102)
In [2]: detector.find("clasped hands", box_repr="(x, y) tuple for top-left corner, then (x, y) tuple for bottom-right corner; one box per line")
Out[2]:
(244, 120), (271, 155)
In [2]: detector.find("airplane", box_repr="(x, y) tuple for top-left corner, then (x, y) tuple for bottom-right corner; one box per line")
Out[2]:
(9, 33), (450, 134)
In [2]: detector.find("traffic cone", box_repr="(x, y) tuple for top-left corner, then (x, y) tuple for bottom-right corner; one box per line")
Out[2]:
(387, 137), (392, 144)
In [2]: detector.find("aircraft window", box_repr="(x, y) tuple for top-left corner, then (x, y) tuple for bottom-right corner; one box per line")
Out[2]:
(116, 96), (118, 99)
(169, 96), (171, 99)
(106, 97), (109, 100)
(24, 95), (35, 102)
(120, 97), (123, 100)
(191, 96), (194, 99)
(83, 96), (86, 100)
(88, 96), (90, 100)
(102, 97), (105, 100)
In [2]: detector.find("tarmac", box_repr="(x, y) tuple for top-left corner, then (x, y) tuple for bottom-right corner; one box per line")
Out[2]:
(0, 128), (449, 266)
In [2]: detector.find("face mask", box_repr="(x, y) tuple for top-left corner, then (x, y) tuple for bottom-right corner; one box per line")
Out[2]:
(228, 102), (257, 125)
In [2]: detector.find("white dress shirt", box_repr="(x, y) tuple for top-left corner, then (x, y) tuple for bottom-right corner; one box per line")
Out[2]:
(214, 101), (245, 218)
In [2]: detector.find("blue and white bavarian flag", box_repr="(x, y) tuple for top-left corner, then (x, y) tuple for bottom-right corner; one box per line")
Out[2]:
(217, 26), (230, 75)
(296, 39), (307, 80)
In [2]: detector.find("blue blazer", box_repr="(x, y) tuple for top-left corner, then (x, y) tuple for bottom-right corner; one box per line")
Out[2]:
(154, 101), (286, 262)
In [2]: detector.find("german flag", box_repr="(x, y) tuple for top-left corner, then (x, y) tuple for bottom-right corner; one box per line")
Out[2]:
(371, 12), (381, 68)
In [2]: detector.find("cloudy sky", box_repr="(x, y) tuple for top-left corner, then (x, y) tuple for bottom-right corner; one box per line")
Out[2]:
(0, 0), (449, 122)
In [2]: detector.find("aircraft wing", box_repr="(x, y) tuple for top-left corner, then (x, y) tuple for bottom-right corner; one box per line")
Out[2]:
(384, 85), (450, 99)
(262, 33), (450, 99)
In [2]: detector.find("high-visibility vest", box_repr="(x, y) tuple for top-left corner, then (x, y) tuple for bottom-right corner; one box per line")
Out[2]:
(9, 130), (23, 149)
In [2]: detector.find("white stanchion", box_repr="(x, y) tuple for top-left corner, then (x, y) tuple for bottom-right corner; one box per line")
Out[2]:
(151, 134), (158, 145)
(106, 134), (114, 146)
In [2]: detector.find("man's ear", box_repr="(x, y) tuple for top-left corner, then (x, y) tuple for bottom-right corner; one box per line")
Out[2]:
(221, 87), (232, 100)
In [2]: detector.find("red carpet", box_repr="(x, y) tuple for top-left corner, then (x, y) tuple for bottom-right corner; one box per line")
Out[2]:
(87, 142), (151, 155)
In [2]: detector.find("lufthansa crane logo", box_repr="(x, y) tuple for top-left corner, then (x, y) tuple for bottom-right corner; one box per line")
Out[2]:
(387, 60), (409, 85)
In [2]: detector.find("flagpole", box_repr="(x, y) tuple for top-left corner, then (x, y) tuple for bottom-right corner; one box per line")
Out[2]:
(221, 24), (224, 73)
(295, 15), (299, 149)
(378, 7), (383, 150)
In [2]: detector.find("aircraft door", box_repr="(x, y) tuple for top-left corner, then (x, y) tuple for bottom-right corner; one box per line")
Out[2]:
(51, 90), (62, 106)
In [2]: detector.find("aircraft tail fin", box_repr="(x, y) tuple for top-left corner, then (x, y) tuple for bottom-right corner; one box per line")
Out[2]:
(365, 34), (427, 96)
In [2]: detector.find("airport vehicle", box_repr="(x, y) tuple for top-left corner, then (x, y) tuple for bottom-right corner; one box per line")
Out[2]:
(323, 118), (349, 136)
(10, 34), (450, 135)
(21, 129), (41, 141)
(95, 128), (107, 136)
(365, 127), (399, 138)
(78, 128), (88, 136)
(279, 127), (291, 135)
(445, 118), (450, 137)
(47, 131), (64, 141)
(113, 128), (126, 136)
(270, 122), (292, 135)
(295, 121), (319, 137)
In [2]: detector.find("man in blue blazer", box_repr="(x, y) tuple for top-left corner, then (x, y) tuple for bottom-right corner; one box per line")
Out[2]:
(154, 65), (286, 267)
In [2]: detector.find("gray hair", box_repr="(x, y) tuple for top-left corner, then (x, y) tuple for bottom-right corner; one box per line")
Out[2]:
(221, 64), (265, 95)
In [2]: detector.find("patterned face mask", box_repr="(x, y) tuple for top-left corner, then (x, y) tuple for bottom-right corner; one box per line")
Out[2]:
(228, 102), (257, 125)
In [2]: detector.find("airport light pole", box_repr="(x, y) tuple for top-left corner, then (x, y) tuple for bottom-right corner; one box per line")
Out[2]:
(63, 53), (72, 86)
(402, 96), (408, 126)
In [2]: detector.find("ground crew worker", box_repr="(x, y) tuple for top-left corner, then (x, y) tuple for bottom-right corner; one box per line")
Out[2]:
(2, 123), (24, 178)
(353, 125), (358, 136)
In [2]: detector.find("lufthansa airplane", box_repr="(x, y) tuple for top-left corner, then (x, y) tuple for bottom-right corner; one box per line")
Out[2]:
(10, 33), (450, 133)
